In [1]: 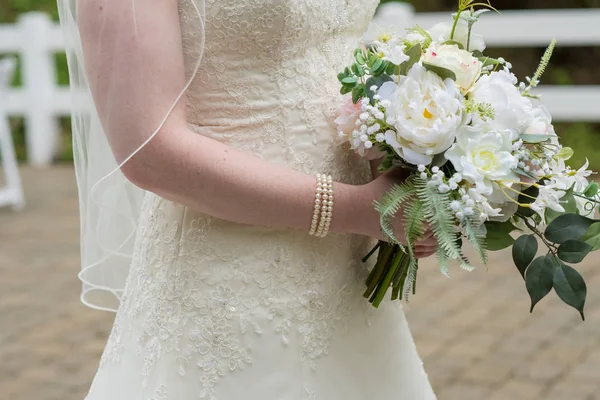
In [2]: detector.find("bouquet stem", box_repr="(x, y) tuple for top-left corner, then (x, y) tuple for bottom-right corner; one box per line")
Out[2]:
(363, 241), (412, 308)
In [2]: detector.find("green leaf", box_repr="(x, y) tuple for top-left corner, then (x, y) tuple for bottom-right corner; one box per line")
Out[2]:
(422, 62), (457, 81)
(344, 67), (352, 76)
(581, 222), (600, 251)
(556, 147), (574, 161)
(340, 85), (353, 95)
(365, 75), (394, 104)
(341, 76), (358, 85)
(399, 43), (422, 75)
(553, 263), (587, 320)
(479, 56), (502, 68)
(512, 235), (538, 278)
(525, 255), (555, 313)
(337, 72), (347, 82)
(442, 40), (464, 49)
(355, 49), (366, 65)
(485, 221), (516, 251)
(546, 187), (578, 224)
(351, 63), (365, 77)
(557, 240), (592, 264)
(370, 58), (384, 73)
(517, 184), (539, 218)
(520, 134), (551, 144)
(514, 167), (537, 181)
(351, 85), (365, 104)
(584, 182), (599, 198)
(544, 214), (595, 244)
(472, 50), (485, 58)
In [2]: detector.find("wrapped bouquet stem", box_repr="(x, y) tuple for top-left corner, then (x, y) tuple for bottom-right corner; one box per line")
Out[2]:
(336, 0), (599, 319)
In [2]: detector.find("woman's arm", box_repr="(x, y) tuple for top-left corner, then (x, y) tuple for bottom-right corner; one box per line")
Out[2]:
(78, 0), (385, 238)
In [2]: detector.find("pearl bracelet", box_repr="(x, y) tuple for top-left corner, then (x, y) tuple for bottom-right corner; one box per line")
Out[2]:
(309, 174), (334, 238)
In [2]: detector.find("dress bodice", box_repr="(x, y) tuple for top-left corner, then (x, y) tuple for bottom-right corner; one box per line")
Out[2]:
(177, 0), (379, 184)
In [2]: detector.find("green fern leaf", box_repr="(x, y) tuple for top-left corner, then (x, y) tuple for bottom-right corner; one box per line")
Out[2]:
(414, 178), (470, 270)
(375, 180), (416, 243)
(463, 217), (488, 266)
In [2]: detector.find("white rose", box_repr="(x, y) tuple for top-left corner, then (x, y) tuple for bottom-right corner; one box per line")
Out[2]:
(429, 21), (486, 52)
(523, 106), (559, 145)
(374, 36), (409, 65)
(445, 126), (519, 197)
(470, 70), (533, 135)
(422, 43), (482, 94)
(378, 64), (464, 165)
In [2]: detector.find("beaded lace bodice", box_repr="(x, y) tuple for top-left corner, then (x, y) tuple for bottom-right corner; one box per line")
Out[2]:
(85, 2), (437, 399)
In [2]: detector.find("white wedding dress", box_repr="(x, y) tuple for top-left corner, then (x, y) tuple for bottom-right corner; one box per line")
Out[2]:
(85, 0), (436, 399)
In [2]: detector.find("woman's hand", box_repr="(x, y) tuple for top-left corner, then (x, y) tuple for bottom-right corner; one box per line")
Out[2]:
(349, 168), (438, 259)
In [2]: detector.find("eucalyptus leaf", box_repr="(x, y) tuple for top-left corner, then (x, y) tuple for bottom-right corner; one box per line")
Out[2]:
(545, 214), (595, 244)
(580, 222), (600, 251)
(525, 255), (555, 313)
(472, 50), (485, 58)
(337, 72), (346, 83)
(553, 263), (587, 320)
(365, 75), (394, 104)
(351, 63), (365, 77)
(557, 240), (592, 264)
(340, 85), (353, 95)
(352, 85), (365, 104)
(370, 58), (384, 74)
(355, 50), (366, 65)
(423, 62), (457, 81)
(512, 235), (537, 278)
(399, 43), (422, 76)
(520, 134), (551, 144)
(341, 76), (359, 85)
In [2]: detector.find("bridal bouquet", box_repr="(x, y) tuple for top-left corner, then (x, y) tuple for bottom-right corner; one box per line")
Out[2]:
(336, 0), (599, 319)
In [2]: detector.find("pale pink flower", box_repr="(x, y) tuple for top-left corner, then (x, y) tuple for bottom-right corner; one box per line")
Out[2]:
(334, 95), (362, 137)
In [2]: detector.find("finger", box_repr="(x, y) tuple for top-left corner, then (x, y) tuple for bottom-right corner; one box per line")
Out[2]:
(416, 237), (437, 247)
(414, 250), (436, 259)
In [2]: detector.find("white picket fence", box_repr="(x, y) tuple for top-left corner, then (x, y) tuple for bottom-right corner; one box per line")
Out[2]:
(2, 6), (600, 166)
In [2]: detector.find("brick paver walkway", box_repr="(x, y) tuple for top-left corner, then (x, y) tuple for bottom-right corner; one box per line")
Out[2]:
(1, 166), (599, 400)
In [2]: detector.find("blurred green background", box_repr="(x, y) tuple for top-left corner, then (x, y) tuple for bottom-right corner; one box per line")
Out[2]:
(2, 0), (600, 168)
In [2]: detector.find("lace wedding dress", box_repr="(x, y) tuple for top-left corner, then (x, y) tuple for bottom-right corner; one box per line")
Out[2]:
(85, 1), (436, 399)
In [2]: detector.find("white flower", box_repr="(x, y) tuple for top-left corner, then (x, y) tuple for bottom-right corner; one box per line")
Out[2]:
(429, 21), (486, 52)
(445, 126), (519, 197)
(551, 160), (594, 215)
(378, 64), (464, 165)
(374, 35), (409, 65)
(450, 200), (462, 212)
(531, 184), (566, 218)
(406, 32), (426, 44)
(470, 70), (534, 135)
(422, 43), (482, 94)
(523, 105), (559, 145)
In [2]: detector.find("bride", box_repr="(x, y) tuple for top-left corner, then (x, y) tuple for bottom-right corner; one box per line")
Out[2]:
(59, 0), (438, 398)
